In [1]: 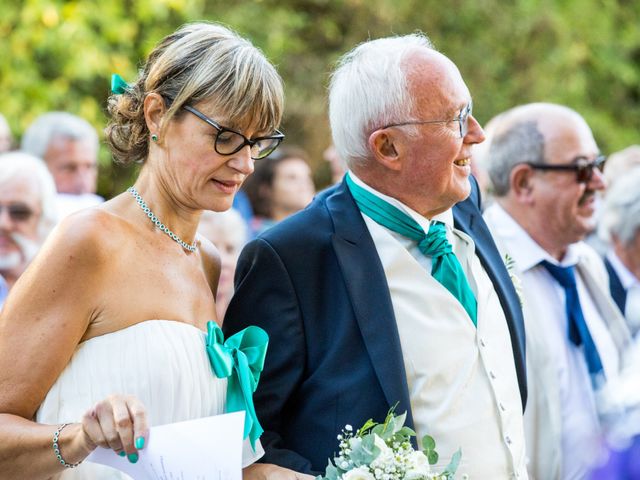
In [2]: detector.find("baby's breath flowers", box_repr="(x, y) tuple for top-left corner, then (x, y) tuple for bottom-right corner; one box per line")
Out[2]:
(316, 409), (461, 480)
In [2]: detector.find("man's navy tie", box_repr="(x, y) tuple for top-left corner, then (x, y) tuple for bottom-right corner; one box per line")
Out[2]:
(539, 260), (604, 377)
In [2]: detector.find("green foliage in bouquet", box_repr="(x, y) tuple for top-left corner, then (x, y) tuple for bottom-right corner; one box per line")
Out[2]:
(317, 408), (462, 480)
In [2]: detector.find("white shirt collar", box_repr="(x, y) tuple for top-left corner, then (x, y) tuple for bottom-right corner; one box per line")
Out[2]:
(606, 250), (639, 290)
(484, 202), (581, 271)
(347, 170), (454, 233)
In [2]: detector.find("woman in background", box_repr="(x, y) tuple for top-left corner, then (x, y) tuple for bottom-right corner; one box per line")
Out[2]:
(242, 145), (315, 235)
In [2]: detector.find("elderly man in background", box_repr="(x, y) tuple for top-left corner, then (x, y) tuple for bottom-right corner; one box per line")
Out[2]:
(225, 33), (528, 478)
(599, 167), (640, 336)
(483, 103), (631, 480)
(0, 152), (58, 308)
(21, 112), (103, 217)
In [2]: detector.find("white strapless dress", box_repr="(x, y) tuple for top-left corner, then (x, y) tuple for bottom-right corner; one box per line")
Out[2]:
(36, 320), (263, 479)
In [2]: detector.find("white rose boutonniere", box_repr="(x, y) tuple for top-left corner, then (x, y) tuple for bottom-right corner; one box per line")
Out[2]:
(504, 254), (524, 307)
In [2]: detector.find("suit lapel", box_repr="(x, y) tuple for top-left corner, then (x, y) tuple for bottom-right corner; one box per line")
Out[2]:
(453, 197), (528, 409)
(605, 258), (627, 314)
(327, 181), (415, 428)
(576, 259), (631, 354)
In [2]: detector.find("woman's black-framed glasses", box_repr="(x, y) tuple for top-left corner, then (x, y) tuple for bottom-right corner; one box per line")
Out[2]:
(183, 105), (284, 160)
(527, 155), (606, 184)
(379, 100), (473, 138)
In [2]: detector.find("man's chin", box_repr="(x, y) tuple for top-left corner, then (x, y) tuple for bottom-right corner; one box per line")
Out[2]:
(453, 179), (472, 203)
(568, 221), (595, 243)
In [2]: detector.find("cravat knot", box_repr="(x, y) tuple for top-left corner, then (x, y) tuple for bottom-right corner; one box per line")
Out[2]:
(345, 173), (477, 326)
(418, 221), (453, 259)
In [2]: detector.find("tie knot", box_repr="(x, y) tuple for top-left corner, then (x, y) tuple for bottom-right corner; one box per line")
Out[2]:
(419, 221), (452, 258)
(540, 260), (576, 289)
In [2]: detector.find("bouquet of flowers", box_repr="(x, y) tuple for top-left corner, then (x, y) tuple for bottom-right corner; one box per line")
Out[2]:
(316, 409), (462, 480)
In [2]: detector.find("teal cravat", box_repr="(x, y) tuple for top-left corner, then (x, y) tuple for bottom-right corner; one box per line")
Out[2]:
(346, 173), (478, 326)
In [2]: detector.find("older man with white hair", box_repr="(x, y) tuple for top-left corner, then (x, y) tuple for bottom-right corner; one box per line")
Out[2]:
(226, 33), (528, 477)
(599, 167), (640, 336)
(21, 112), (103, 217)
(0, 152), (58, 308)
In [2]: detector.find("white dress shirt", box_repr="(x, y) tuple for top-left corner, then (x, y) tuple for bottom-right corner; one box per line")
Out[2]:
(350, 173), (527, 479)
(484, 203), (621, 480)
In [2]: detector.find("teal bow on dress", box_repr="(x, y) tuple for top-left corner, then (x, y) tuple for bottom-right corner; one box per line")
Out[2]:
(205, 321), (268, 451)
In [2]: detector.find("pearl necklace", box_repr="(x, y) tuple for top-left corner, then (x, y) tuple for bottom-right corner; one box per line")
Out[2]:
(128, 187), (197, 253)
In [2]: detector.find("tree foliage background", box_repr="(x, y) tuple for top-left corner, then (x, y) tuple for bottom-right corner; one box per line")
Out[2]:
(2, 0), (639, 196)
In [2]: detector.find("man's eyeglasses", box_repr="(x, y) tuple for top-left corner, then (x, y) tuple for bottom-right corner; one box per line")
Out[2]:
(0, 203), (37, 223)
(183, 105), (284, 160)
(527, 155), (606, 184)
(378, 100), (473, 138)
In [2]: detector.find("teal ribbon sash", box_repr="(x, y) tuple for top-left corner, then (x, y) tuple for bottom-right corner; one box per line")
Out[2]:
(345, 172), (477, 326)
(205, 321), (268, 451)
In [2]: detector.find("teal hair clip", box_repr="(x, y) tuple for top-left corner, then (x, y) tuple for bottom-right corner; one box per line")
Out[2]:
(111, 73), (129, 94)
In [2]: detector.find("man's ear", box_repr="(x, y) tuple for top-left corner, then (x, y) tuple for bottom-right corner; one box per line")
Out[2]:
(368, 129), (401, 171)
(510, 163), (535, 203)
(143, 93), (167, 141)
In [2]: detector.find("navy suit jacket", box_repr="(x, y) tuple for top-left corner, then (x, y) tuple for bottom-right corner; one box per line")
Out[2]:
(224, 177), (527, 474)
(605, 257), (627, 314)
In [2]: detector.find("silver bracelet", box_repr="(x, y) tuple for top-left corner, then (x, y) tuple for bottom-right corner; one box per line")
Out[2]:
(52, 423), (82, 469)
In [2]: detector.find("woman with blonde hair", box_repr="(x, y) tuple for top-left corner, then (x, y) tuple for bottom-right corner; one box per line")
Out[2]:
(0, 22), (308, 479)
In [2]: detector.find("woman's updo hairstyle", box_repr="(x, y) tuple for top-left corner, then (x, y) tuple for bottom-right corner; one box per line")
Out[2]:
(106, 22), (284, 165)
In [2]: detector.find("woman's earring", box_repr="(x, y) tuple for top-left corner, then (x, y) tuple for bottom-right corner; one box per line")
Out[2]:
(151, 134), (158, 142)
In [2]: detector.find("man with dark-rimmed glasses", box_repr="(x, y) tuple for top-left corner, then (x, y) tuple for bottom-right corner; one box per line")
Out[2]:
(483, 102), (631, 480)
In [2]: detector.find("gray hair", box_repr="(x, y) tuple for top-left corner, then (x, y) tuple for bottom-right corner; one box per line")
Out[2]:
(486, 121), (545, 196)
(603, 145), (640, 188)
(328, 33), (434, 169)
(20, 112), (98, 160)
(0, 152), (58, 240)
(599, 166), (640, 246)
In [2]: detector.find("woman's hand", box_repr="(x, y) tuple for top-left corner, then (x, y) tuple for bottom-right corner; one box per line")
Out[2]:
(79, 394), (149, 463)
(243, 463), (316, 480)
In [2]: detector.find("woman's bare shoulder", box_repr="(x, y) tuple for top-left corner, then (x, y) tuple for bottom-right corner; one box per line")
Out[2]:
(0, 207), (136, 417)
(46, 205), (135, 261)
